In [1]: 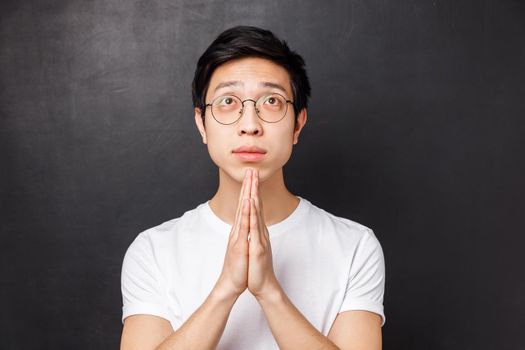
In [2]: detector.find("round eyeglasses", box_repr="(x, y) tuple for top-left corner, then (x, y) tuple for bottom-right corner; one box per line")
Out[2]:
(205, 93), (294, 125)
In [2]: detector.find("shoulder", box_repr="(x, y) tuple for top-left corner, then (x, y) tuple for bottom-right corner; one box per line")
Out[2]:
(124, 201), (207, 258)
(300, 197), (379, 245)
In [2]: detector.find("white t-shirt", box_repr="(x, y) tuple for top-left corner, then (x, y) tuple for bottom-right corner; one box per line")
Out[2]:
(121, 196), (386, 349)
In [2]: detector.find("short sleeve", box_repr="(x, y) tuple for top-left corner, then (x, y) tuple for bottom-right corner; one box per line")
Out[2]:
(121, 231), (174, 325)
(340, 229), (386, 327)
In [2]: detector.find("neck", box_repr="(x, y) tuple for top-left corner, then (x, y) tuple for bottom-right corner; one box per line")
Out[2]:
(208, 168), (299, 226)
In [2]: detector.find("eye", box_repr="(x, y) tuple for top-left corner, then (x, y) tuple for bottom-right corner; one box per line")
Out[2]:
(214, 95), (239, 108)
(219, 96), (234, 105)
(262, 94), (283, 106)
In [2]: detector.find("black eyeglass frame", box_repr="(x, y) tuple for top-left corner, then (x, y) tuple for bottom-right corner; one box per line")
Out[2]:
(204, 93), (294, 125)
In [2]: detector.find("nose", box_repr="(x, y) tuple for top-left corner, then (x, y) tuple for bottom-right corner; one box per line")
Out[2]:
(237, 100), (263, 136)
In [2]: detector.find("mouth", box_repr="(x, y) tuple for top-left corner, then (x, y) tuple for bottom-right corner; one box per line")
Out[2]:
(233, 145), (267, 154)
(232, 145), (267, 162)
(233, 152), (266, 162)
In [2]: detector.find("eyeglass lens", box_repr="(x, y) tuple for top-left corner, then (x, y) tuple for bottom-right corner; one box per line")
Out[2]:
(210, 94), (289, 124)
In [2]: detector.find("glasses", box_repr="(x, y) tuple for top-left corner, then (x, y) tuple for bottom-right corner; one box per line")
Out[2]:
(205, 93), (294, 125)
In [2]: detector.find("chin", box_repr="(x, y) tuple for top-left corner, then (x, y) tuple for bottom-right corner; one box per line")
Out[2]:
(221, 165), (276, 184)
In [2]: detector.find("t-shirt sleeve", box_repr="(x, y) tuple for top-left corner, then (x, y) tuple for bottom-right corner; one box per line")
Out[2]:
(121, 231), (175, 326)
(340, 229), (386, 327)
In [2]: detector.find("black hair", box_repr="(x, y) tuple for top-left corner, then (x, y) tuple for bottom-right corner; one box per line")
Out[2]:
(192, 26), (311, 125)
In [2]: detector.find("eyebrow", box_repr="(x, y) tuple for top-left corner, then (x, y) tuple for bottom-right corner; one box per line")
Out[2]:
(214, 80), (242, 92)
(213, 81), (288, 94)
(260, 82), (288, 94)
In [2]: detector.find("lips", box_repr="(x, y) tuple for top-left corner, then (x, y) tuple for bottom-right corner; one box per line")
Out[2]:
(232, 145), (267, 154)
(232, 145), (267, 162)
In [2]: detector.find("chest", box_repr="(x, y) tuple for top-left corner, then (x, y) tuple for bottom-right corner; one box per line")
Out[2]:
(162, 232), (348, 333)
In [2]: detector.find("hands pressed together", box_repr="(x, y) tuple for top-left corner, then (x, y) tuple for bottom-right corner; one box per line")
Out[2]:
(215, 168), (280, 302)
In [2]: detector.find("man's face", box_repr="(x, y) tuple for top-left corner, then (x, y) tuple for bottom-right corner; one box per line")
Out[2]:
(194, 57), (307, 184)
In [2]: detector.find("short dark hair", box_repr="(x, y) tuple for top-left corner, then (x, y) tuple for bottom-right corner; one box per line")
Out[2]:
(192, 26), (311, 124)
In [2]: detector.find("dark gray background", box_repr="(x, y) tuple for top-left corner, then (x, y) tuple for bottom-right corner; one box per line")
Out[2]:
(2, 0), (524, 349)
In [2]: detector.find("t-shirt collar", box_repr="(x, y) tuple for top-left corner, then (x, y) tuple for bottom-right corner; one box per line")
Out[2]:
(201, 196), (309, 237)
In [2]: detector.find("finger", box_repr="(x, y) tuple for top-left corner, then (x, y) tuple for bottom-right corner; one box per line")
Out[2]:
(238, 169), (252, 222)
(251, 170), (268, 242)
(253, 194), (268, 243)
(249, 198), (262, 246)
(231, 170), (251, 240)
(230, 173), (247, 240)
(258, 191), (265, 228)
(238, 198), (250, 243)
(236, 169), (251, 217)
(250, 168), (258, 201)
(252, 170), (264, 224)
(245, 168), (253, 200)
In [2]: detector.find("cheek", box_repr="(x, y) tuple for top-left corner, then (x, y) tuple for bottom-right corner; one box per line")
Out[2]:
(206, 143), (222, 168)
(204, 126), (229, 167)
(264, 128), (294, 168)
(272, 139), (293, 167)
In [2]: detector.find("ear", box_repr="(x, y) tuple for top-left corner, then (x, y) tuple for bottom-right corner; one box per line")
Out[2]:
(293, 108), (308, 145)
(194, 107), (207, 144)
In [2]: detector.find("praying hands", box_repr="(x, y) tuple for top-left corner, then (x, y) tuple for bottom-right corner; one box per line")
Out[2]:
(215, 168), (281, 302)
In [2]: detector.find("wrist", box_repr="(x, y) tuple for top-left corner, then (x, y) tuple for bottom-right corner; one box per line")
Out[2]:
(254, 281), (284, 306)
(211, 281), (243, 304)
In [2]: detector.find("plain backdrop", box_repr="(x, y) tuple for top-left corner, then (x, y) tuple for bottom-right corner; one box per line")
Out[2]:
(1, 0), (524, 349)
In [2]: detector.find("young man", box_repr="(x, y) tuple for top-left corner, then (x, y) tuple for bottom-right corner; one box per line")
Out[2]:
(120, 26), (386, 350)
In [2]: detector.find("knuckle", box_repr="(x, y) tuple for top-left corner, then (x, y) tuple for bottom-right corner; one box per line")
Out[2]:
(232, 241), (247, 255)
(231, 244), (242, 255)
(250, 245), (265, 256)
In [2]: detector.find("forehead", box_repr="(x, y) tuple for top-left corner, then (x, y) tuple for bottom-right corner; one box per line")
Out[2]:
(207, 57), (292, 97)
